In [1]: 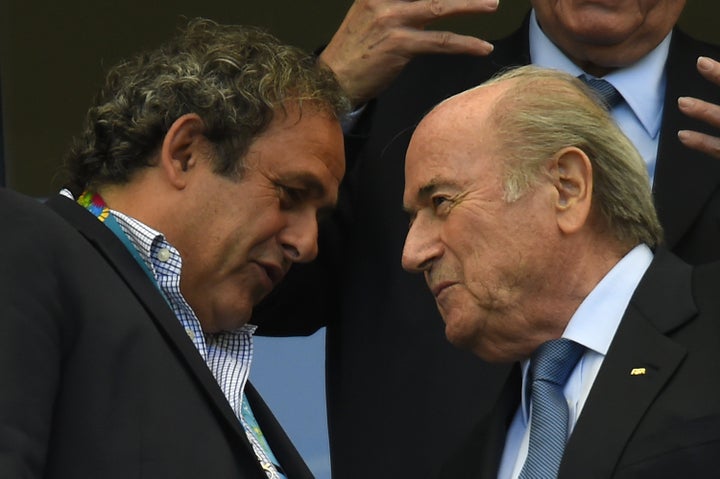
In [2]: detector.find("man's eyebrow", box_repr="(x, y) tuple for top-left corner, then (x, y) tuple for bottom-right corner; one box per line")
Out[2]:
(418, 178), (458, 201)
(417, 182), (440, 202)
(403, 179), (453, 214)
(279, 172), (327, 197)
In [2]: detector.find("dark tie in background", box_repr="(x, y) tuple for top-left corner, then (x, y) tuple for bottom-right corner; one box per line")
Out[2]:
(519, 339), (585, 479)
(580, 75), (623, 109)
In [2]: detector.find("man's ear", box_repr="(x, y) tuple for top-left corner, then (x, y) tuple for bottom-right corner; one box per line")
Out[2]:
(159, 113), (206, 190)
(551, 146), (593, 235)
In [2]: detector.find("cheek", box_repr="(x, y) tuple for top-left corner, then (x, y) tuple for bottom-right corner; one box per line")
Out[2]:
(443, 222), (491, 282)
(225, 213), (286, 257)
(220, 266), (265, 300)
(207, 268), (261, 329)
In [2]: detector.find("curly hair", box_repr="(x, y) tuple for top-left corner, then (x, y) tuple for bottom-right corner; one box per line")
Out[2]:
(62, 18), (349, 195)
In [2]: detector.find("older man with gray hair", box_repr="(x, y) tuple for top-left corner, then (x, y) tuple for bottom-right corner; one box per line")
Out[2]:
(402, 65), (720, 478)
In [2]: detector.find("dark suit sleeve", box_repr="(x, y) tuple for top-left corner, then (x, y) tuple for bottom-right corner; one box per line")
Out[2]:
(0, 190), (76, 477)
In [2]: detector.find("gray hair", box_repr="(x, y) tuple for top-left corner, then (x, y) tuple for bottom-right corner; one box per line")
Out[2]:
(483, 65), (662, 248)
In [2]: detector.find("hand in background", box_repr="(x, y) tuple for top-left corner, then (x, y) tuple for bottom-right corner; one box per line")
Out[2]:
(678, 56), (720, 158)
(319, 0), (499, 106)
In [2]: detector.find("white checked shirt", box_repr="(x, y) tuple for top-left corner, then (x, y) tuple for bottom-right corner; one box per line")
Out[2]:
(109, 209), (285, 479)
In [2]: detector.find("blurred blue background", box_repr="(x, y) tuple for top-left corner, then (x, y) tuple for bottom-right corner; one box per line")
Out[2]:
(252, 329), (330, 479)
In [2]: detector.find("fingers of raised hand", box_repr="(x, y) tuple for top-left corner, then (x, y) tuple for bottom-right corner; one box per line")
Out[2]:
(677, 90), (720, 159)
(678, 130), (720, 159)
(398, 0), (499, 24)
(697, 56), (720, 86)
(396, 28), (494, 55)
(679, 97), (720, 130)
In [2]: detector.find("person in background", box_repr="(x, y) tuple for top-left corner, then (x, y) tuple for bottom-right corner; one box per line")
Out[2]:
(0, 18), (348, 479)
(256, 1), (720, 477)
(402, 65), (720, 478)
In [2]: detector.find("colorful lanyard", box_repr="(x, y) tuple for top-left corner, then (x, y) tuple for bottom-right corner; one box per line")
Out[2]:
(77, 191), (165, 297)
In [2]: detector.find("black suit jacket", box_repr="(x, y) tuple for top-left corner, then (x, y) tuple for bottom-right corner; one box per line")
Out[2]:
(257, 19), (720, 479)
(438, 249), (720, 478)
(0, 188), (312, 479)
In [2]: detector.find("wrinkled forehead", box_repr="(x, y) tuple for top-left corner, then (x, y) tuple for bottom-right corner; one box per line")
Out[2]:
(404, 109), (510, 210)
(404, 139), (494, 209)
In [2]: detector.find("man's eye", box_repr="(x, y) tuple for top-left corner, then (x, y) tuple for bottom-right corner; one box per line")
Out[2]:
(279, 186), (304, 207)
(432, 196), (450, 210)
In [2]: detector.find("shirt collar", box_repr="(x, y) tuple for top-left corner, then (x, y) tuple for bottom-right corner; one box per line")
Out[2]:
(562, 244), (654, 355)
(60, 189), (257, 335)
(528, 9), (670, 138)
(519, 244), (654, 420)
(107, 208), (256, 335)
(109, 209), (169, 276)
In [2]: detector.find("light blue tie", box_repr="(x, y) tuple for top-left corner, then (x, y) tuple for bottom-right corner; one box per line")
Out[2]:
(580, 75), (623, 109)
(519, 339), (585, 479)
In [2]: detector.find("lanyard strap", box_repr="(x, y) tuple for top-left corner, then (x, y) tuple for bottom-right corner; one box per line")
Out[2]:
(77, 191), (167, 300)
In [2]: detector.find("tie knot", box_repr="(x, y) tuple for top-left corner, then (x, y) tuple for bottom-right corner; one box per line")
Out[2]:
(530, 338), (585, 386)
(579, 75), (623, 109)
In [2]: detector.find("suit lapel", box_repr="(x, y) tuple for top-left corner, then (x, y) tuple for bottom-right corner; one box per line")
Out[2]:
(45, 195), (257, 455)
(559, 250), (696, 477)
(653, 29), (720, 248)
(437, 366), (521, 478)
(479, 366), (523, 478)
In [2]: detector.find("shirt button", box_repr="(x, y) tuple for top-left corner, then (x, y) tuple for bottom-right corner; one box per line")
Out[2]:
(185, 328), (196, 341)
(157, 248), (171, 262)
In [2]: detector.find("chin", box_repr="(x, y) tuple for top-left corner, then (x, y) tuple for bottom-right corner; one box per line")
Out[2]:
(213, 304), (254, 332)
(555, 9), (636, 43)
(575, 29), (635, 48)
(471, 343), (515, 364)
(442, 314), (507, 363)
(443, 320), (476, 352)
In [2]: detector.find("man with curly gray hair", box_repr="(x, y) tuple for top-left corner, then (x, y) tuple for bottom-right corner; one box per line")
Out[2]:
(0, 18), (347, 479)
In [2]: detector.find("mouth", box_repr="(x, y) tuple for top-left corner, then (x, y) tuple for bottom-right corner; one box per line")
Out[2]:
(255, 261), (286, 288)
(430, 281), (458, 298)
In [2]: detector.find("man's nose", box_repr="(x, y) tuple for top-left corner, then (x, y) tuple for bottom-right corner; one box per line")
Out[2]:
(279, 211), (319, 263)
(402, 217), (441, 272)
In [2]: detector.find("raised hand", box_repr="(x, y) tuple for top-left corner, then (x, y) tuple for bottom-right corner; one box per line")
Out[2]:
(319, 0), (499, 106)
(678, 56), (720, 158)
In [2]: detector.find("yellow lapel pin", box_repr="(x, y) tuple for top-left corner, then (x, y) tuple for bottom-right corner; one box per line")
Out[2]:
(630, 368), (647, 376)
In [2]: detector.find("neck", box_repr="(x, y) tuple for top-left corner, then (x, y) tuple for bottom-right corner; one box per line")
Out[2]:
(97, 174), (176, 235)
